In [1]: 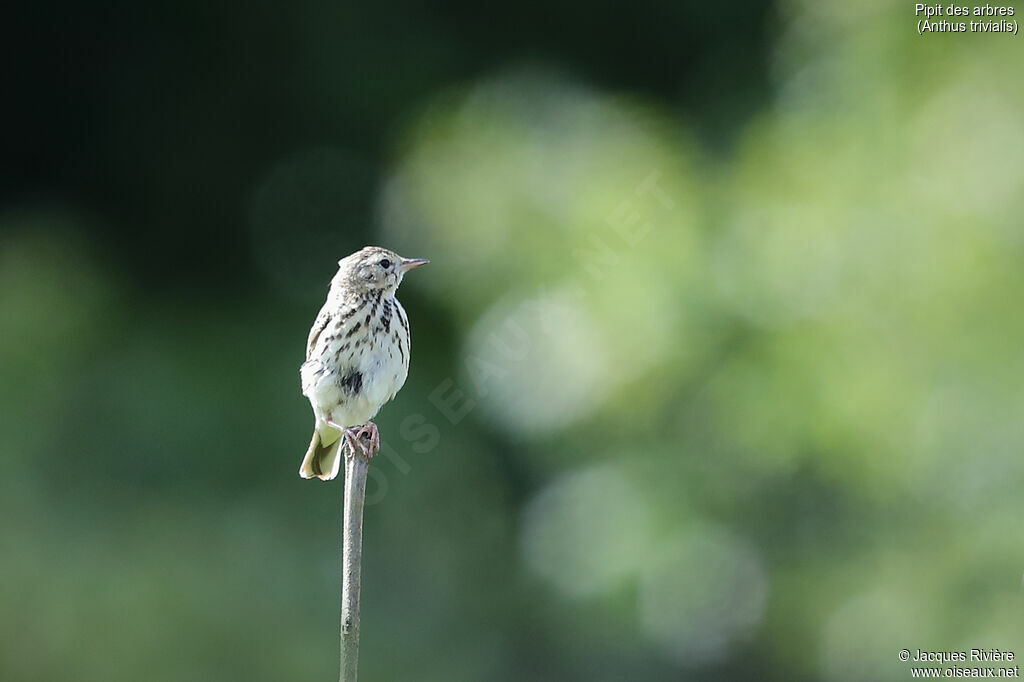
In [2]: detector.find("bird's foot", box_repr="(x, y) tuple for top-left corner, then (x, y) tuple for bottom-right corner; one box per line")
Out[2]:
(351, 421), (380, 458)
(362, 421), (381, 454)
(326, 420), (380, 459)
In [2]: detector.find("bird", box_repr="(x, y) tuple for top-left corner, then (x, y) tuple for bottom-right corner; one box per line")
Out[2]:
(299, 246), (428, 480)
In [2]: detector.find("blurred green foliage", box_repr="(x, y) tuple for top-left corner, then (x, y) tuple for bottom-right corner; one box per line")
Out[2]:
(3, 1), (1024, 681)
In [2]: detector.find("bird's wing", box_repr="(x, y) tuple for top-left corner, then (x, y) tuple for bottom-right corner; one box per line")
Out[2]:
(306, 296), (365, 361)
(306, 307), (332, 360)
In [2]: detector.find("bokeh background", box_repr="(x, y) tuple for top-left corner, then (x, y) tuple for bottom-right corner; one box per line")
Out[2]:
(4, 1), (1024, 680)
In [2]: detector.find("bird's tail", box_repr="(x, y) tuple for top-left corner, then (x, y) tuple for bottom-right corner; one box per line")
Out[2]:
(299, 427), (343, 480)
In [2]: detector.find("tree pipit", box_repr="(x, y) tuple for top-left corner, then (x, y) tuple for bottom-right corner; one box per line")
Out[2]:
(299, 246), (428, 480)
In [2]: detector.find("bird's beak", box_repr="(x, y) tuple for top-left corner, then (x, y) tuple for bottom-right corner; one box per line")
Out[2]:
(398, 258), (429, 273)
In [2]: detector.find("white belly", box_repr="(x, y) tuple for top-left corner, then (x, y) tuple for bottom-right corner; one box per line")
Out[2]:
(301, 296), (410, 428)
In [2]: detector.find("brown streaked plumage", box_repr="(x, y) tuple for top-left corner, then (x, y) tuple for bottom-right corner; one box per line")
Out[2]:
(299, 246), (428, 480)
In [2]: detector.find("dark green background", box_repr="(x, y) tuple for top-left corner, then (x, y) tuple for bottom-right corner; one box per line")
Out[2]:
(3, 2), (1023, 680)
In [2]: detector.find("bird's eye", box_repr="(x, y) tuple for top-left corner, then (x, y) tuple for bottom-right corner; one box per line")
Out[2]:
(379, 259), (391, 269)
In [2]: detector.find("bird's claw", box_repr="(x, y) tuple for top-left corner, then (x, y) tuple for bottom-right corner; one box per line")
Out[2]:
(353, 422), (380, 458)
(328, 420), (380, 460)
(361, 422), (380, 454)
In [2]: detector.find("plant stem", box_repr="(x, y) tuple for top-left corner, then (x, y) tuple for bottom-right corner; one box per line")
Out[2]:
(340, 453), (368, 682)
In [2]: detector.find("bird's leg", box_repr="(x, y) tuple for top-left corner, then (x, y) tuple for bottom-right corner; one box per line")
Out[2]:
(342, 429), (363, 459)
(347, 422), (380, 459)
(326, 420), (369, 459)
(324, 420), (380, 459)
(359, 421), (380, 456)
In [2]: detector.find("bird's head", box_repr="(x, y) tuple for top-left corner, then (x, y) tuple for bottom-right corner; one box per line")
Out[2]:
(336, 246), (428, 295)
